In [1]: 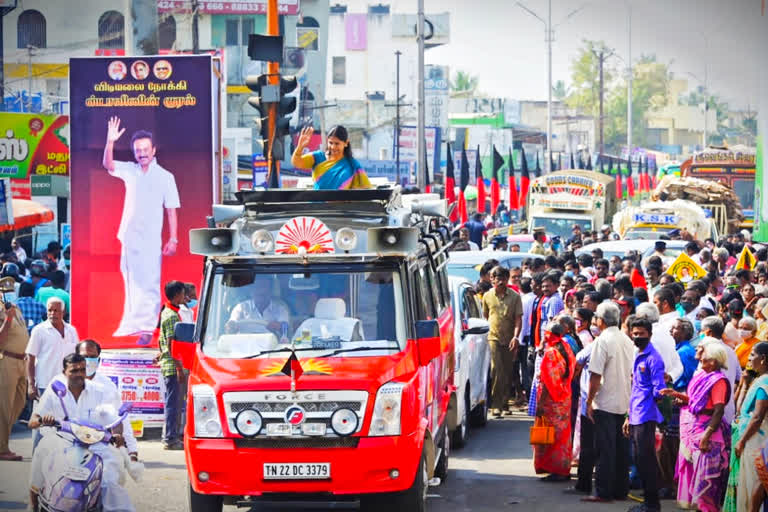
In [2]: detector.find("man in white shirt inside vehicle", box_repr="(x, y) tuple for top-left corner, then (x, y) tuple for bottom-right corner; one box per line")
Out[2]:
(28, 353), (135, 512)
(102, 116), (180, 346)
(227, 276), (290, 335)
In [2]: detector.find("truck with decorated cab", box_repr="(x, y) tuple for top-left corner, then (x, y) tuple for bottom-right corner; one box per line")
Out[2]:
(171, 187), (456, 512)
(526, 170), (617, 240)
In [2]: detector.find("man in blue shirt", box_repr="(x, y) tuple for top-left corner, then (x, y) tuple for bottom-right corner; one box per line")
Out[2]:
(539, 273), (564, 342)
(464, 212), (486, 248)
(623, 317), (666, 512)
(671, 318), (698, 391)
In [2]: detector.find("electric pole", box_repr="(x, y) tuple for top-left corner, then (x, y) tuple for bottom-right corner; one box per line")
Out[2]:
(192, 0), (200, 54)
(395, 51), (402, 183)
(591, 45), (614, 157)
(416, 0), (426, 190)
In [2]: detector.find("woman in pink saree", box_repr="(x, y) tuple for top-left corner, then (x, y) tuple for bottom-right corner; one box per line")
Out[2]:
(661, 341), (732, 512)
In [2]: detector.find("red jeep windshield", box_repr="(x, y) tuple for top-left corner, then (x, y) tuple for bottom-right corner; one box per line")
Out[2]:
(201, 269), (406, 359)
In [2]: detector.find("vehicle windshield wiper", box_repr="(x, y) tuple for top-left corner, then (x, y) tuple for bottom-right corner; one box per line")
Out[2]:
(243, 347), (318, 359)
(317, 345), (400, 358)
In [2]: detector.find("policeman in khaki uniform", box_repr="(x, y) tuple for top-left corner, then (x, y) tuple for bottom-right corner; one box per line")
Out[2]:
(530, 228), (548, 256)
(0, 288), (31, 461)
(482, 266), (523, 417)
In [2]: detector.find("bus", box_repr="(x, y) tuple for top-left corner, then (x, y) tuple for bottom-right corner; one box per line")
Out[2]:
(680, 146), (755, 229)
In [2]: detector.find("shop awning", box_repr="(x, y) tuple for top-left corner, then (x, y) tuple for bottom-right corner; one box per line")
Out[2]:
(0, 199), (55, 233)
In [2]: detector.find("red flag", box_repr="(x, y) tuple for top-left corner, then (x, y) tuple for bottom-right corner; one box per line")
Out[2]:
(491, 145), (503, 215)
(615, 172), (623, 200)
(627, 159), (635, 198)
(280, 351), (304, 388)
(475, 146), (485, 213)
(519, 146), (531, 206)
(445, 143), (457, 222)
(508, 148), (519, 210)
(458, 190), (468, 224)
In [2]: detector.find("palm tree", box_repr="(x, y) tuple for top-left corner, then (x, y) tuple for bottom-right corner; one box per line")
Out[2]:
(451, 70), (479, 95)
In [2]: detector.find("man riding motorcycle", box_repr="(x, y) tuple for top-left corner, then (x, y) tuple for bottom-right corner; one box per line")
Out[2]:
(28, 353), (135, 512)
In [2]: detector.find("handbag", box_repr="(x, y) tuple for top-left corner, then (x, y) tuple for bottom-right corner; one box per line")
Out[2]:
(530, 416), (555, 445)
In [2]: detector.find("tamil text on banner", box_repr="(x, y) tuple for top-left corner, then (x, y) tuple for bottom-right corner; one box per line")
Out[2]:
(98, 351), (165, 431)
(69, 55), (217, 349)
(666, 252), (707, 283)
(0, 113), (70, 179)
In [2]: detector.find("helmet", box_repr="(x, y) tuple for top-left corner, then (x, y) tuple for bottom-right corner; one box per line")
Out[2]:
(29, 259), (47, 277)
(1, 262), (19, 278)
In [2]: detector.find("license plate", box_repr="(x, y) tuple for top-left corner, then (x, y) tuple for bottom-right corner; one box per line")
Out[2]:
(263, 462), (331, 480)
(63, 465), (91, 481)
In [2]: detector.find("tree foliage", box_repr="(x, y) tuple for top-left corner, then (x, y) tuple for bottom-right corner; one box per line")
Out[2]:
(450, 70), (479, 96)
(552, 80), (569, 101)
(565, 40), (615, 117)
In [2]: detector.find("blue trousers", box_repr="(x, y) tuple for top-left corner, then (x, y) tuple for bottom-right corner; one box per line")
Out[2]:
(163, 376), (180, 444)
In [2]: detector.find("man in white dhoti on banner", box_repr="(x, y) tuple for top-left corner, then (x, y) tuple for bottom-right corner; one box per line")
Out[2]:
(102, 116), (180, 345)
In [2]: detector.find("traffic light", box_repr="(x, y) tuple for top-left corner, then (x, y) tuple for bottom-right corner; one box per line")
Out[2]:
(245, 73), (276, 156)
(271, 76), (297, 160)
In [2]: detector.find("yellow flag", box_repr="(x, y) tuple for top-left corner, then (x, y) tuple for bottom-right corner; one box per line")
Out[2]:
(666, 252), (707, 283)
(734, 245), (757, 270)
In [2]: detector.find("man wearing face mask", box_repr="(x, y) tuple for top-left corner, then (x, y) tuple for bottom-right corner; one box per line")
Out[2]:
(678, 289), (700, 322)
(623, 317), (665, 512)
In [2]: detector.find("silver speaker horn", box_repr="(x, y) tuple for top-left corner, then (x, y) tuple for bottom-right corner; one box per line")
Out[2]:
(367, 227), (419, 254)
(190, 228), (239, 256)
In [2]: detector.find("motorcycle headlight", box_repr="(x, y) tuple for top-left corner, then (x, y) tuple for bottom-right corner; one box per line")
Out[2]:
(234, 409), (262, 438)
(71, 424), (105, 445)
(368, 382), (405, 436)
(330, 408), (358, 436)
(192, 385), (223, 438)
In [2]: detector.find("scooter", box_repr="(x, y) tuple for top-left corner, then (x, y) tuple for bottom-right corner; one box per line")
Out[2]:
(35, 380), (132, 512)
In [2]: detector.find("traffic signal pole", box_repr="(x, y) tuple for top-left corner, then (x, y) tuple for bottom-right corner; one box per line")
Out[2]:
(267, 0), (280, 187)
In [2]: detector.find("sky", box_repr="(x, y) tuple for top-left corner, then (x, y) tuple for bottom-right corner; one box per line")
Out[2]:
(377, 0), (764, 110)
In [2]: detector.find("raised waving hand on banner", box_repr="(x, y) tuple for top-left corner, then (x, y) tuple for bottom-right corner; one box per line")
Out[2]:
(107, 116), (126, 143)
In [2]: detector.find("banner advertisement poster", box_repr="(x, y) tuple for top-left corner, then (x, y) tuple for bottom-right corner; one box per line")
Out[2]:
(157, 0), (300, 15)
(0, 113), (70, 179)
(454, 149), (479, 182)
(395, 125), (441, 177)
(252, 155), (268, 187)
(99, 351), (165, 428)
(69, 55), (215, 349)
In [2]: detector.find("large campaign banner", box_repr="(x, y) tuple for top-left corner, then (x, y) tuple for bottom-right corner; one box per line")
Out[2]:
(70, 55), (215, 349)
(0, 113), (69, 179)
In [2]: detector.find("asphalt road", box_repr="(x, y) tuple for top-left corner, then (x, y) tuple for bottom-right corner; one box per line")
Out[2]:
(0, 412), (635, 512)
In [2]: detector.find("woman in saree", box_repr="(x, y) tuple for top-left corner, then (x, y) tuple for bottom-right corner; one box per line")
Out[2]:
(534, 321), (576, 482)
(733, 342), (768, 512)
(724, 362), (760, 512)
(660, 340), (731, 512)
(291, 125), (371, 190)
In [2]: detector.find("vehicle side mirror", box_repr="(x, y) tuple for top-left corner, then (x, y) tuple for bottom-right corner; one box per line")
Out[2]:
(463, 317), (490, 336)
(172, 322), (196, 370)
(415, 319), (441, 367)
(51, 380), (67, 398)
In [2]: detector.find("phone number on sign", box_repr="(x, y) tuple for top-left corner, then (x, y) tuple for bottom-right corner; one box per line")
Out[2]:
(122, 390), (161, 402)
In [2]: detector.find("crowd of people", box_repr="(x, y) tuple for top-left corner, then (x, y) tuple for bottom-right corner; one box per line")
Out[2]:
(475, 227), (768, 512)
(0, 236), (197, 511)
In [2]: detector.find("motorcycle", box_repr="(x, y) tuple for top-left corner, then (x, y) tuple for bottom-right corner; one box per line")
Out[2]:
(34, 379), (132, 512)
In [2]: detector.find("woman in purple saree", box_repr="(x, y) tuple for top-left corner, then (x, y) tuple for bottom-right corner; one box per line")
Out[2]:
(661, 342), (732, 512)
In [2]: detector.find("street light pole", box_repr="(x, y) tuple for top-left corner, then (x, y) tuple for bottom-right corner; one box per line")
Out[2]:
(416, 0), (426, 190)
(546, 0), (552, 173)
(516, 1), (587, 173)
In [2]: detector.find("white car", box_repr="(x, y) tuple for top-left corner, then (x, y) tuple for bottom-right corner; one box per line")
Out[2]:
(448, 275), (491, 448)
(576, 240), (689, 264)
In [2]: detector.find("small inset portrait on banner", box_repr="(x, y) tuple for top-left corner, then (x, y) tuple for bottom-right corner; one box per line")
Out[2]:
(130, 60), (150, 80)
(107, 60), (127, 81)
(153, 60), (173, 80)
